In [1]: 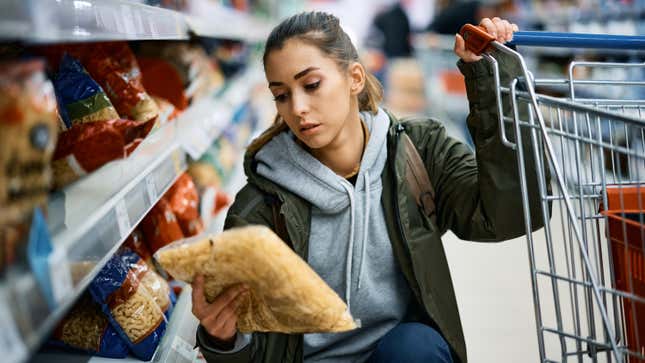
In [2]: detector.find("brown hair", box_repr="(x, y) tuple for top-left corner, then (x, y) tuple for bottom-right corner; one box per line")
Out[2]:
(248, 11), (383, 154)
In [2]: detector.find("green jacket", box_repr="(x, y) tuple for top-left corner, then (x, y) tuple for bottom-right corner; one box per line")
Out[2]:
(197, 49), (548, 363)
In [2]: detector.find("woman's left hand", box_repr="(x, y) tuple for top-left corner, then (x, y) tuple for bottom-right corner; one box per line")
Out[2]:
(454, 17), (519, 63)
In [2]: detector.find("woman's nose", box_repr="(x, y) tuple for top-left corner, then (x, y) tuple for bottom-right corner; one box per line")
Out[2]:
(291, 92), (309, 116)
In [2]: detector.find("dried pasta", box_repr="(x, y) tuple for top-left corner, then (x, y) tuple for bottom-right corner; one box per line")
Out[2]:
(155, 225), (357, 334)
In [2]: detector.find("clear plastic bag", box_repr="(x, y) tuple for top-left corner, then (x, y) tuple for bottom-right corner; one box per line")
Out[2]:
(154, 225), (357, 334)
(49, 294), (129, 358)
(89, 250), (170, 360)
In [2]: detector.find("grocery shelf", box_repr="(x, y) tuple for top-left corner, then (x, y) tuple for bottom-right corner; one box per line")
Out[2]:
(0, 0), (188, 43)
(183, 0), (273, 42)
(0, 0), (273, 43)
(0, 65), (263, 363)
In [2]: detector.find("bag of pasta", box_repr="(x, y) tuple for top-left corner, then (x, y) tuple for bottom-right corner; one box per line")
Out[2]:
(118, 248), (176, 318)
(154, 225), (357, 334)
(0, 59), (58, 227)
(89, 250), (169, 360)
(53, 54), (119, 129)
(164, 173), (204, 237)
(51, 117), (155, 189)
(48, 294), (129, 358)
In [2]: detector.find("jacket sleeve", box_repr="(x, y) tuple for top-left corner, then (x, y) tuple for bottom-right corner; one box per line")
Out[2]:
(196, 184), (272, 363)
(422, 47), (549, 241)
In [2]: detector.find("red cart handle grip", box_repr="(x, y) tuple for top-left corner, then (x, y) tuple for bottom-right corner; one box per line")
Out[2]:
(459, 24), (496, 55)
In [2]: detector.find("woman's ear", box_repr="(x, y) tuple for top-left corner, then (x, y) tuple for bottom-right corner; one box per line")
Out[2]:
(348, 62), (366, 96)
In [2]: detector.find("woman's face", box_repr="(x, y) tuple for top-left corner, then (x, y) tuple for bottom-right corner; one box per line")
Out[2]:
(264, 39), (359, 150)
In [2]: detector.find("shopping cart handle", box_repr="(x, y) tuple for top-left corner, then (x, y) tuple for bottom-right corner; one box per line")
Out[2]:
(459, 24), (496, 55)
(510, 31), (645, 50)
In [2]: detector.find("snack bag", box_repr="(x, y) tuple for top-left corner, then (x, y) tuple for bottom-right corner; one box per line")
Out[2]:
(139, 198), (184, 254)
(164, 173), (203, 236)
(137, 57), (188, 111)
(136, 42), (223, 102)
(89, 250), (168, 360)
(81, 43), (159, 122)
(53, 54), (119, 128)
(49, 294), (129, 358)
(0, 60), (58, 226)
(155, 226), (357, 334)
(51, 117), (155, 189)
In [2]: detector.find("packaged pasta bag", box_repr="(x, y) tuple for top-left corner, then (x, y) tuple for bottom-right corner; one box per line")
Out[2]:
(0, 59), (58, 227)
(49, 294), (129, 358)
(89, 250), (168, 360)
(140, 197), (184, 254)
(137, 57), (188, 111)
(123, 229), (153, 269)
(37, 43), (159, 122)
(164, 173), (203, 237)
(118, 249), (176, 319)
(80, 43), (159, 122)
(51, 117), (155, 189)
(155, 226), (358, 334)
(53, 54), (119, 129)
(136, 42), (223, 103)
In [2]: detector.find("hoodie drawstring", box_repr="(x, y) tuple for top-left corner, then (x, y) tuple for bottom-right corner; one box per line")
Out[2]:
(340, 181), (356, 314)
(357, 171), (370, 290)
(340, 171), (371, 318)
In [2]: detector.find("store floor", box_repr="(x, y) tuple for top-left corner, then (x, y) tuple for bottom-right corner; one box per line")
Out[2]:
(445, 203), (617, 363)
(444, 229), (540, 362)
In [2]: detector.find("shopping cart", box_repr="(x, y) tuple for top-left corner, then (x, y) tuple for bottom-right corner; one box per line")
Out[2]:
(460, 25), (645, 362)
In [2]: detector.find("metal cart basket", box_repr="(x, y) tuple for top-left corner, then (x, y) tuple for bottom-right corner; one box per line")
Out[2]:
(460, 26), (645, 362)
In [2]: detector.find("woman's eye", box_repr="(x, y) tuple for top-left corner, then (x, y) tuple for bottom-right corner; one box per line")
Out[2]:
(304, 81), (320, 91)
(273, 94), (288, 103)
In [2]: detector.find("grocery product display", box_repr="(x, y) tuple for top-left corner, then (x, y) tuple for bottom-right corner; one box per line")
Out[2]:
(48, 294), (130, 358)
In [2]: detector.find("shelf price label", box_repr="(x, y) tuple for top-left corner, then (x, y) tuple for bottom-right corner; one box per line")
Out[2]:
(171, 336), (197, 363)
(115, 199), (131, 238)
(0, 287), (27, 363)
(146, 176), (157, 204)
(49, 247), (74, 304)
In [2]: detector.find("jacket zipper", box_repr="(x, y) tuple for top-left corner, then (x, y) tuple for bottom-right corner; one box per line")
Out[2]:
(391, 123), (423, 306)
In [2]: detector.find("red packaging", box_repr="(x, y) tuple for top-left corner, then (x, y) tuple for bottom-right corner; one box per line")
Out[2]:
(137, 58), (188, 111)
(214, 189), (231, 216)
(164, 173), (204, 236)
(51, 118), (154, 189)
(165, 173), (199, 221)
(140, 198), (184, 254)
(39, 43), (159, 122)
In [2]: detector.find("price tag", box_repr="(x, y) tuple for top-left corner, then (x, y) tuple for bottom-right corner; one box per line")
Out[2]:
(146, 176), (157, 204)
(0, 287), (27, 362)
(115, 199), (131, 238)
(200, 187), (216, 228)
(171, 336), (197, 362)
(48, 247), (74, 304)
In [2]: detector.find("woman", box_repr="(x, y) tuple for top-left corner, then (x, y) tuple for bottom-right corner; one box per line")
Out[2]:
(191, 11), (544, 363)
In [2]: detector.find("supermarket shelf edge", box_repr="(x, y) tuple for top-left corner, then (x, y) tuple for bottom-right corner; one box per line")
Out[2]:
(0, 0), (273, 43)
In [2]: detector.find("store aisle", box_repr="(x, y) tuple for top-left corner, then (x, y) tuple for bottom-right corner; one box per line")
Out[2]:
(444, 205), (571, 362)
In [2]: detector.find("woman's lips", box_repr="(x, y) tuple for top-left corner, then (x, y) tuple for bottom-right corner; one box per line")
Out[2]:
(300, 122), (321, 135)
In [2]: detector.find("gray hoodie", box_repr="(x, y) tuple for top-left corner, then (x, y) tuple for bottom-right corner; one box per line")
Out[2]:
(255, 108), (412, 363)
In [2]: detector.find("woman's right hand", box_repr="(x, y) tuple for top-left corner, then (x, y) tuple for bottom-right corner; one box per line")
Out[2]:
(191, 274), (249, 344)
